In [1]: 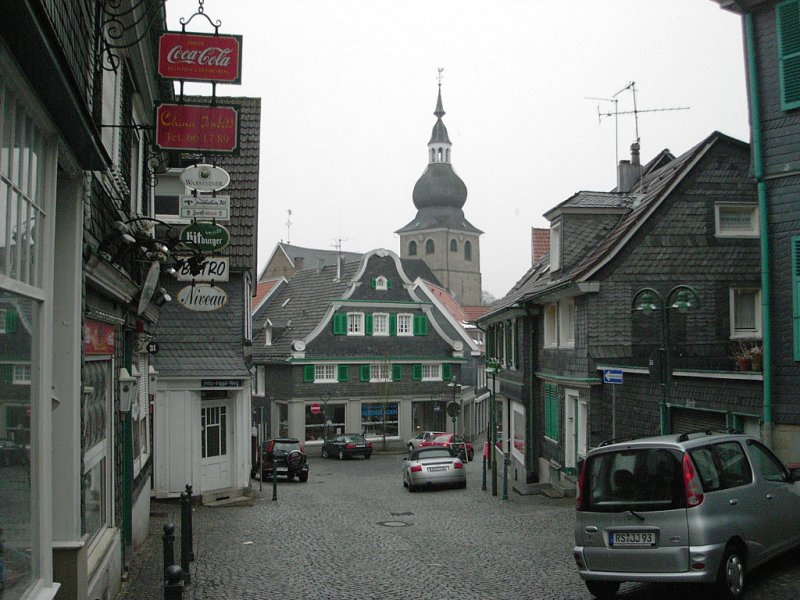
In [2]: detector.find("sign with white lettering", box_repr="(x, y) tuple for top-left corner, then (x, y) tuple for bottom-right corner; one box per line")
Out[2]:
(179, 195), (230, 220)
(201, 379), (243, 388)
(175, 256), (229, 282)
(158, 32), (243, 83)
(180, 222), (230, 253)
(176, 284), (228, 312)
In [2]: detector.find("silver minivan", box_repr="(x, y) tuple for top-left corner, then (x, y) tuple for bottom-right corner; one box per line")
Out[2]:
(573, 432), (800, 599)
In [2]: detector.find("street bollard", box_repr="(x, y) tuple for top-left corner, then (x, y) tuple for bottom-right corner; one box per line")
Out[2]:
(164, 564), (184, 600)
(481, 454), (487, 491)
(184, 484), (194, 562)
(162, 523), (175, 582)
(503, 454), (509, 501)
(272, 456), (278, 501)
(179, 491), (191, 585)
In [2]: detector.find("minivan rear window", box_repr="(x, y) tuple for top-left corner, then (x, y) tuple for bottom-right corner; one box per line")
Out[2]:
(585, 448), (685, 512)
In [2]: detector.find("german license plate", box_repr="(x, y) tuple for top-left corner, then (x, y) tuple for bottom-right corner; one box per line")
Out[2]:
(277, 467), (288, 473)
(428, 466), (448, 472)
(355, 444), (365, 448)
(610, 532), (656, 546)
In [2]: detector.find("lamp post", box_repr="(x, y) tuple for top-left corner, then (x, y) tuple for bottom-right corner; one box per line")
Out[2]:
(447, 377), (462, 455)
(319, 391), (332, 442)
(485, 358), (501, 497)
(631, 285), (700, 435)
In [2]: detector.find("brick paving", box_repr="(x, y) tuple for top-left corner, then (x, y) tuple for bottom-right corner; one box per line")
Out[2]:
(115, 453), (800, 600)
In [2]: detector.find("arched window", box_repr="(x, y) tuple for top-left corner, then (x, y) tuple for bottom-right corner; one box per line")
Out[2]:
(437, 148), (443, 162)
(450, 239), (458, 252)
(464, 240), (472, 261)
(445, 148), (450, 162)
(426, 239), (435, 254)
(408, 240), (417, 256)
(430, 148), (435, 162)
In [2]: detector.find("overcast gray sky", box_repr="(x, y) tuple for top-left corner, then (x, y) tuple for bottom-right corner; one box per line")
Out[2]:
(165, 0), (749, 300)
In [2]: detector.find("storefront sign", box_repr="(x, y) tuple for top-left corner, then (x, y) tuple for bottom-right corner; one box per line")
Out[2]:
(177, 284), (228, 312)
(155, 103), (239, 153)
(175, 256), (229, 282)
(158, 32), (243, 83)
(201, 379), (243, 388)
(180, 222), (230, 253)
(84, 320), (116, 355)
(179, 195), (230, 220)
(180, 164), (231, 192)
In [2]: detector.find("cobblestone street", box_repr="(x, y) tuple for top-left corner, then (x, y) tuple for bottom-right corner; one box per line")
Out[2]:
(116, 452), (800, 600)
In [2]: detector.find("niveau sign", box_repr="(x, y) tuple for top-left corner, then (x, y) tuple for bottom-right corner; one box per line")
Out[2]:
(177, 284), (228, 312)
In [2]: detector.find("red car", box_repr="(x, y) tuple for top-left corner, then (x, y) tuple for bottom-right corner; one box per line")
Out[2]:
(420, 433), (474, 461)
(483, 432), (504, 461)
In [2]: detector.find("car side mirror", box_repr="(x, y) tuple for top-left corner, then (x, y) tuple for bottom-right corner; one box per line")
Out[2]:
(789, 467), (800, 482)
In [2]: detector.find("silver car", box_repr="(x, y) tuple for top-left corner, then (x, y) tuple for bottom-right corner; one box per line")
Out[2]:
(573, 431), (800, 599)
(402, 447), (466, 492)
(406, 430), (445, 453)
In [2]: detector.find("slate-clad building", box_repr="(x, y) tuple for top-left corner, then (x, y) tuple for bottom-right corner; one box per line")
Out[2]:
(713, 0), (800, 462)
(480, 133), (762, 489)
(151, 96), (260, 501)
(252, 249), (482, 451)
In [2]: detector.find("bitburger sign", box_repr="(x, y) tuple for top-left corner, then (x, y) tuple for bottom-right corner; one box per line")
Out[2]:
(158, 32), (243, 84)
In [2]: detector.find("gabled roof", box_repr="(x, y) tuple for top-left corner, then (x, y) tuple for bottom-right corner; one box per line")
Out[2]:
(257, 242), (363, 282)
(462, 305), (490, 322)
(252, 277), (285, 314)
(544, 191), (634, 220)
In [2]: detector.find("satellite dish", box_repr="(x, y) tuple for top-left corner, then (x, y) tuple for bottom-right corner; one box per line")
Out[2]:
(138, 261), (161, 315)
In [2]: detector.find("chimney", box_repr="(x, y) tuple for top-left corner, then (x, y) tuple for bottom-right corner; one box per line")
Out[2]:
(317, 259), (324, 273)
(336, 255), (343, 280)
(294, 256), (305, 271)
(531, 227), (550, 264)
(617, 141), (643, 193)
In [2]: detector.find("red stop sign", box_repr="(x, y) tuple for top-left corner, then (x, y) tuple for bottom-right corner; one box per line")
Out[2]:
(310, 403), (321, 414)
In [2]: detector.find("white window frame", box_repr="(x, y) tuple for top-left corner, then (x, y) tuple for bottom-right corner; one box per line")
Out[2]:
(0, 308), (7, 334)
(264, 323), (272, 346)
(369, 363), (391, 383)
(559, 299), (575, 348)
(715, 203), (759, 238)
(730, 287), (762, 339)
(13, 363), (31, 385)
(397, 313), (413, 336)
(153, 168), (192, 223)
(421, 364), (442, 381)
(549, 221), (562, 271)
(314, 364), (337, 383)
(375, 276), (388, 290)
(544, 304), (558, 348)
(347, 312), (365, 336)
(372, 312), (389, 336)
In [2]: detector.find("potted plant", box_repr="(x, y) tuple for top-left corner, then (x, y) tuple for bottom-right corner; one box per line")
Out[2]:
(749, 344), (763, 371)
(732, 342), (752, 371)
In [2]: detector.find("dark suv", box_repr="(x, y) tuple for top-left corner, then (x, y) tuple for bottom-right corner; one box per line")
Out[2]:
(257, 438), (308, 482)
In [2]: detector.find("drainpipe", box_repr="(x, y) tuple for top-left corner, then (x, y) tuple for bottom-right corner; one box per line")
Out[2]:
(744, 13), (773, 446)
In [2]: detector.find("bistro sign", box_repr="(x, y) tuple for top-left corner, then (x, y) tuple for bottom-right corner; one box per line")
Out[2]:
(155, 102), (239, 153)
(177, 284), (228, 312)
(158, 32), (243, 83)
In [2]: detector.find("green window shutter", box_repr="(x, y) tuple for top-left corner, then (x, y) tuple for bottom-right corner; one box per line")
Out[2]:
(392, 364), (403, 381)
(412, 364), (422, 380)
(793, 237), (800, 360)
(370, 277), (377, 289)
(3, 365), (12, 384)
(333, 313), (347, 335)
(486, 328), (495, 360)
(360, 364), (371, 382)
(389, 314), (397, 335)
(544, 383), (560, 440)
(442, 363), (452, 381)
(778, 0), (800, 110)
(365, 313), (373, 335)
(5, 310), (18, 333)
(387, 278), (393, 289)
(413, 314), (429, 336)
(303, 365), (315, 383)
(337, 365), (349, 382)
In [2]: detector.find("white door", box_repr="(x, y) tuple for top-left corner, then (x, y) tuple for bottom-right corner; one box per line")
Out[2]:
(564, 389), (583, 474)
(200, 400), (233, 492)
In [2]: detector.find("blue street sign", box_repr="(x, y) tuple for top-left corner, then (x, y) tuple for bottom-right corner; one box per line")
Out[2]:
(603, 369), (624, 384)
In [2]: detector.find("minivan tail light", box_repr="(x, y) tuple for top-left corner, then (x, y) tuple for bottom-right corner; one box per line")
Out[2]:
(575, 458), (588, 511)
(683, 453), (704, 507)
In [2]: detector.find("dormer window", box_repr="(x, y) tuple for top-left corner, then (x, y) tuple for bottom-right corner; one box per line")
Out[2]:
(375, 276), (388, 290)
(264, 323), (272, 346)
(550, 221), (562, 271)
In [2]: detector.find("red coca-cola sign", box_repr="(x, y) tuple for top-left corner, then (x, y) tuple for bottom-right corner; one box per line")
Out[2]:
(155, 103), (239, 153)
(159, 32), (242, 84)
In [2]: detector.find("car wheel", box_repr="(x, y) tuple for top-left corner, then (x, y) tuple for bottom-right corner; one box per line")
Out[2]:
(408, 482), (415, 493)
(408, 444), (414, 452)
(321, 447), (329, 458)
(365, 453), (371, 460)
(715, 544), (745, 600)
(459, 480), (467, 489)
(299, 472), (308, 483)
(585, 581), (620, 599)
(338, 449), (345, 460)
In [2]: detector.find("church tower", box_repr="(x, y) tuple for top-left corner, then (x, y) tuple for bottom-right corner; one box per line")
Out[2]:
(396, 80), (483, 306)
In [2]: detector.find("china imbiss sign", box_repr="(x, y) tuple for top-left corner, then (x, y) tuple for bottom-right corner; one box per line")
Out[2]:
(155, 103), (239, 153)
(159, 32), (242, 84)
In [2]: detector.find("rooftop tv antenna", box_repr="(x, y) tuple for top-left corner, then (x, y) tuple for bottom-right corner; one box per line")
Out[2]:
(585, 81), (690, 167)
(285, 209), (293, 244)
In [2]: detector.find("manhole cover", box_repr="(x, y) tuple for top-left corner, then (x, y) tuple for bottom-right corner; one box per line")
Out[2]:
(377, 520), (411, 528)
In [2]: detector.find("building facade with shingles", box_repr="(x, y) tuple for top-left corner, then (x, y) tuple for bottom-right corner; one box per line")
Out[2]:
(712, 0), (800, 462)
(0, 1), (183, 598)
(150, 96), (260, 501)
(251, 249), (483, 453)
(480, 133), (762, 489)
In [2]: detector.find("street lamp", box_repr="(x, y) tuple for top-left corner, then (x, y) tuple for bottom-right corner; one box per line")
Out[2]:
(319, 391), (333, 442)
(447, 376), (462, 445)
(631, 285), (700, 435)
(484, 358), (501, 496)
